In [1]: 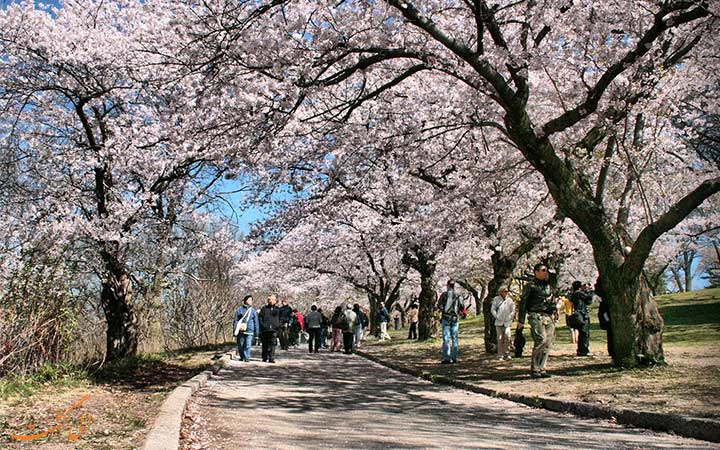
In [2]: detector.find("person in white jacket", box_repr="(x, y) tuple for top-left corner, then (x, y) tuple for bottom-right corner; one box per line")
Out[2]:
(491, 286), (516, 360)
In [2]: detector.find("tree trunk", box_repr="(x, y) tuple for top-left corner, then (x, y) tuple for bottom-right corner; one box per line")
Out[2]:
(417, 270), (437, 340)
(100, 250), (138, 361)
(597, 270), (665, 367)
(682, 250), (695, 292)
(457, 279), (484, 317)
(670, 267), (685, 292)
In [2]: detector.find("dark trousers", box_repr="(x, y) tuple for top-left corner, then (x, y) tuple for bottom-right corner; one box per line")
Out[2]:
(577, 315), (590, 355)
(279, 325), (289, 350)
(261, 331), (277, 362)
(342, 332), (355, 354)
(408, 322), (418, 339)
(308, 328), (321, 353)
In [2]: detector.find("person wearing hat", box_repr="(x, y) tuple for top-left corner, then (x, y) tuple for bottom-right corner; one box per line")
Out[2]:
(491, 286), (515, 361)
(341, 303), (358, 354)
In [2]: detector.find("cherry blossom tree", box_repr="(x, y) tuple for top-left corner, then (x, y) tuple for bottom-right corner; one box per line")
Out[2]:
(214, 0), (719, 367)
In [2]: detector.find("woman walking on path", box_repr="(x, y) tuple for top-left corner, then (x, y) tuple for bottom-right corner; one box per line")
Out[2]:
(233, 295), (260, 362)
(330, 306), (344, 352)
(490, 286), (515, 360)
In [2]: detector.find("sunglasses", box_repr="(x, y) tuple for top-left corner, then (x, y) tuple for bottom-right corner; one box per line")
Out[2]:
(538, 268), (548, 272)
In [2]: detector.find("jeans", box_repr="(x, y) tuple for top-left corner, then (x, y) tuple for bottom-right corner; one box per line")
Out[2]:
(320, 327), (328, 347)
(308, 327), (321, 352)
(236, 333), (253, 361)
(441, 318), (459, 362)
(408, 322), (417, 339)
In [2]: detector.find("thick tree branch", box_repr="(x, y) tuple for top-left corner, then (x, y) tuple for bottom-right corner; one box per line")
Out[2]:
(623, 177), (720, 282)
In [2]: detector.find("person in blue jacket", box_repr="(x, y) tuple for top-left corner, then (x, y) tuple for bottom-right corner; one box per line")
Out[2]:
(233, 295), (260, 362)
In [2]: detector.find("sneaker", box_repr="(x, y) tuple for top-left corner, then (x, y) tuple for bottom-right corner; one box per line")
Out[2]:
(540, 372), (551, 378)
(451, 359), (458, 364)
(268, 360), (276, 364)
(497, 356), (504, 361)
(531, 372), (543, 379)
(440, 360), (451, 365)
(504, 355), (512, 360)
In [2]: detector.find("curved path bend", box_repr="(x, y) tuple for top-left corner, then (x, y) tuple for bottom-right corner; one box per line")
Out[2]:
(180, 350), (715, 450)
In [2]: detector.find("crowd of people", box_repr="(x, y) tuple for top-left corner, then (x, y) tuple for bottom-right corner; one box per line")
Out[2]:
(232, 295), (370, 362)
(232, 265), (610, 379)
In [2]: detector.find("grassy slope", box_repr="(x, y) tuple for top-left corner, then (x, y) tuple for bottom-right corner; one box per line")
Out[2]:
(363, 288), (720, 419)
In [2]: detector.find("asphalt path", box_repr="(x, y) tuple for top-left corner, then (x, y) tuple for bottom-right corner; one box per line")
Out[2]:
(180, 349), (717, 450)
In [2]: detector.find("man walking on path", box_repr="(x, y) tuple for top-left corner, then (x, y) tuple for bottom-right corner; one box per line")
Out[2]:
(571, 281), (594, 356)
(278, 299), (293, 350)
(517, 263), (556, 378)
(305, 305), (323, 353)
(259, 295), (281, 363)
(377, 303), (391, 341)
(341, 304), (357, 354)
(438, 279), (465, 364)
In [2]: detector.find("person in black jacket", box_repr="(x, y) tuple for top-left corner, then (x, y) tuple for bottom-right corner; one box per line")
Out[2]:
(517, 263), (556, 378)
(571, 281), (594, 356)
(278, 299), (293, 351)
(259, 295), (281, 363)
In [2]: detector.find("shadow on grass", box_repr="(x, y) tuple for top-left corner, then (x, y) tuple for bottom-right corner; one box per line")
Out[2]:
(89, 354), (215, 392)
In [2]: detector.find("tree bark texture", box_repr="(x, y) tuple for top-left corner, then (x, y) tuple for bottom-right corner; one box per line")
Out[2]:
(100, 249), (138, 361)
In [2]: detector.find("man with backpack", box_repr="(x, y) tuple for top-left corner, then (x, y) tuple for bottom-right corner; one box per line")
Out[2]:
(437, 279), (465, 364)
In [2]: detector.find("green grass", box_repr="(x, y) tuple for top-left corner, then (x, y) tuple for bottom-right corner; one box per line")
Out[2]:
(0, 362), (89, 400)
(0, 343), (226, 402)
(383, 287), (720, 357)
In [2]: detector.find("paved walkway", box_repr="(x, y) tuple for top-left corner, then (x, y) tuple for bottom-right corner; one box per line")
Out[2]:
(180, 350), (716, 449)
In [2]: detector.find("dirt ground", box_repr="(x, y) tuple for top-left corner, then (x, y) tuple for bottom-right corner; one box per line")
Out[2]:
(0, 348), (224, 449)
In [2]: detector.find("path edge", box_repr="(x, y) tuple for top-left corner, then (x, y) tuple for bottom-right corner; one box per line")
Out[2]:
(141, 350), (233, 450)
(356, 350), (720, 443)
